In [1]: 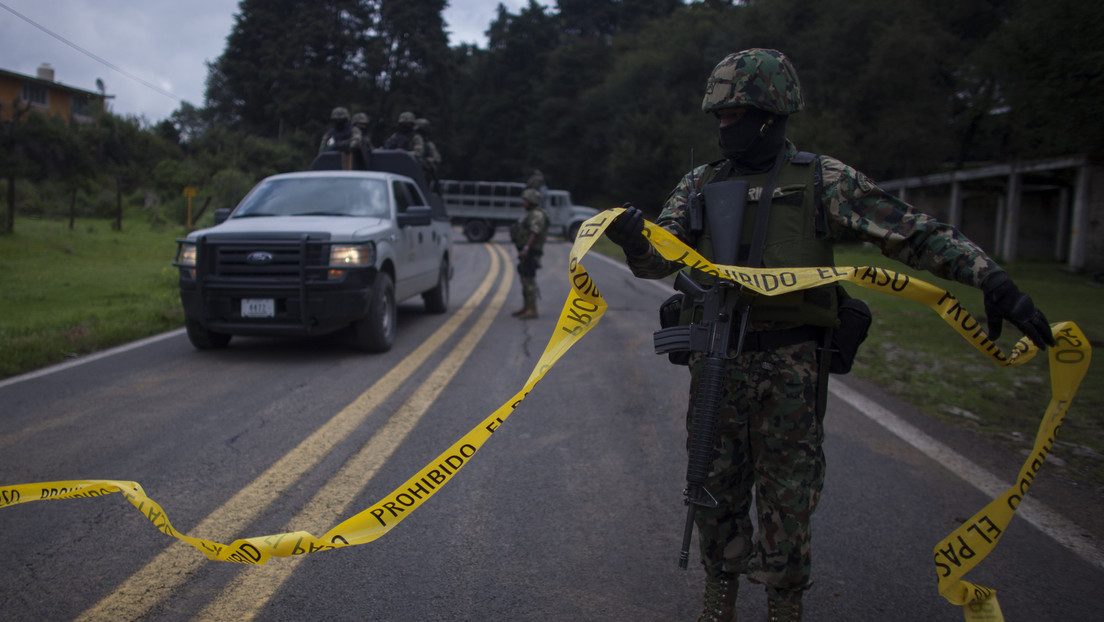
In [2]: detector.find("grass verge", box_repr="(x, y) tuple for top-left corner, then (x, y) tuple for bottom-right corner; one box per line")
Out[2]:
(0, 216), (185, 378)
(835, 243), (1103, 492)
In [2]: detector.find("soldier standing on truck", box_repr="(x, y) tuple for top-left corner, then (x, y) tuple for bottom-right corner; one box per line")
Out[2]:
(352, 112), (374, 150)
(510, 188), (549, 319)
(415, 117), (442, 191)
(383, 111), (425, 157)
(319, 107), (363, 170)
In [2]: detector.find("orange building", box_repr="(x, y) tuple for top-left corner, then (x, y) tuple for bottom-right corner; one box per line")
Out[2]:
(0, 63), (112, 123)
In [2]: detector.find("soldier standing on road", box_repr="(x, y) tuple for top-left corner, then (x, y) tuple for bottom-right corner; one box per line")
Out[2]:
(604, 48), (1055, 622)
(510, 188), (549, 319)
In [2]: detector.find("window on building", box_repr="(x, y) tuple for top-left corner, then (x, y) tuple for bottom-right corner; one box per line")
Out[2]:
(71, 94), (94, 120)
(21, 83), (48, 107)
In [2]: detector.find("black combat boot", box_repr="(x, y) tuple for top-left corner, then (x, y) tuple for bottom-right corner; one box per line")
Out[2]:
(697, 569), (738, 622)
(766, 594), (802, 622)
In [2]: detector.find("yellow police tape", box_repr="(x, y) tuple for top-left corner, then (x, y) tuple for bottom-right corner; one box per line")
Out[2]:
(0, 208), (1089, 621)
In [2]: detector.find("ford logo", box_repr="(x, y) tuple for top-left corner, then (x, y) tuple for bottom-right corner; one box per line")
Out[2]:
(246, 251), (274, 265)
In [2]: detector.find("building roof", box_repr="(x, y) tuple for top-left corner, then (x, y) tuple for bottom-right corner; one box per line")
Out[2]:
(0, 66), (114, 100)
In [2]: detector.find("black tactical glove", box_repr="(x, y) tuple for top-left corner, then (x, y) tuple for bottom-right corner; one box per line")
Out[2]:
(982, 271), (1055, 349)
(605, 204), (651, 257)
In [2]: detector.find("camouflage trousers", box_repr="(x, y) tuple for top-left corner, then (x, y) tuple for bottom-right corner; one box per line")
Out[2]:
(517, 252), (542, 306)
(686, 339), (825, 598)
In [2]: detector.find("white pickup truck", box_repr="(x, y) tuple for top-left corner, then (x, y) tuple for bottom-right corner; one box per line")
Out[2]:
(173, 151), (452, 352)
(439, 179), (599, 243)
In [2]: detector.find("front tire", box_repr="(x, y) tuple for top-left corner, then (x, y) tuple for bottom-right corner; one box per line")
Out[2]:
(185, 316), (231, 350)
(352, 272), (396, 352)
(422, 259), (449, 314)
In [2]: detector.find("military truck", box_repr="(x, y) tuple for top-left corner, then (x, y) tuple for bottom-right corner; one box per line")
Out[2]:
(438, 179), (599, 243)
(173, 150), (451, 353)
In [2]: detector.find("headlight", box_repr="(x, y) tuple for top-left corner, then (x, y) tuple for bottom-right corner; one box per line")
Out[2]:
(177, 243), (196, 267)
(329, 243), (374, 267)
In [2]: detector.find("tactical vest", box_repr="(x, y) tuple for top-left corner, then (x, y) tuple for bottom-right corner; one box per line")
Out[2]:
(384, 130), (413, 151)
(324, 126), (353, 146)
(510, 208), (550, 250)
(690, 152), (839, 327)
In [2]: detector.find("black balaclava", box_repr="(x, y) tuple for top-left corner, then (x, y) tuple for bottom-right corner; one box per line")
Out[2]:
(718, 108), (788, 173)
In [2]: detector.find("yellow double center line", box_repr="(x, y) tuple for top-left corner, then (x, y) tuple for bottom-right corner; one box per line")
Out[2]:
(78, 244), (512, 621)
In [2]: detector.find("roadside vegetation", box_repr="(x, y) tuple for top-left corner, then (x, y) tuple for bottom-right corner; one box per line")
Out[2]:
(0, 215), (187, 378)
(835, 244), (1104, 492)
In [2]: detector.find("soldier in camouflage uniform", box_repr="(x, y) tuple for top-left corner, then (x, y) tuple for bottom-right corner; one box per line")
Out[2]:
(383, 111), (426, 158)
(415, 117), (442, 190)
(527, 168), (546, 190)
(510, 188), (550, 319)
(318, 107), (362, 156)
(605, 49), (1054, 622)
(351, 112), (374, 151)
(415, 118), (441, 168)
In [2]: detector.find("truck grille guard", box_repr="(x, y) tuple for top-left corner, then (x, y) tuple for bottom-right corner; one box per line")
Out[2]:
(190, 233), (335, 332)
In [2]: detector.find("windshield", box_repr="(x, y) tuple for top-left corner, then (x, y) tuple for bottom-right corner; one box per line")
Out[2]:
(233, 177), (389, 218)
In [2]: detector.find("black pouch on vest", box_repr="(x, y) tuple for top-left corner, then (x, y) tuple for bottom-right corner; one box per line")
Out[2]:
(829, 297), (872, 374)
(659, 293), (690, 365)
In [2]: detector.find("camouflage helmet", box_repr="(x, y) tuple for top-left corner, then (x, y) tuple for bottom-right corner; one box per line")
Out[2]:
(351, 112), (369, 125)
(701, 49), (804, 116)
(520, 188), (541, 206)
(397, 111), (417, 125)
(331, 106), (350, 121)
(415, 117), (430, 130)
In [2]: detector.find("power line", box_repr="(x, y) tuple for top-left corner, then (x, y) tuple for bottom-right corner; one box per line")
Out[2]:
(0, 0), (183, 103)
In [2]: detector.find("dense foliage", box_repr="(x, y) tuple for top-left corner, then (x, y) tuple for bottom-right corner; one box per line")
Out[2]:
(3, 0), (1102, 231)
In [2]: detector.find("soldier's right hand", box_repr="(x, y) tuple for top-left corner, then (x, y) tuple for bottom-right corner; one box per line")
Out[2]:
(606, 204), (650, 256)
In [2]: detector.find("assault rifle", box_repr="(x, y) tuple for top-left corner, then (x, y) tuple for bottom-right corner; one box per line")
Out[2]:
(654, 176), (752, 569)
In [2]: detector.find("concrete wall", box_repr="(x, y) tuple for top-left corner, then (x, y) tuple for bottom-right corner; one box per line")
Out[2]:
(880, 157), (1104, 273)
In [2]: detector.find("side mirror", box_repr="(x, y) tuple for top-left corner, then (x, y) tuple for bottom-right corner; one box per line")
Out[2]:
(214, 208), (231, 225)
(397, 205), (432, 228)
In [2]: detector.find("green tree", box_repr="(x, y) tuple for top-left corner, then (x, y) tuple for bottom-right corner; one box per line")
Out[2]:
(205, 0), (374, 137)
(986, 0), (1104, 158)
(1, 108), (83, 229)
(531, 36), (614, 196)
(556, 0), (682, 35)
(448, 1), (561, 180)
(589, 5), (742, 209)
(1, 103), (36, 232)
(374, 0), (452, 131)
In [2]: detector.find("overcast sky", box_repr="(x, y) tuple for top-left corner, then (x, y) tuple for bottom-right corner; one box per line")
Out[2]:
(0, 0), (531, 124)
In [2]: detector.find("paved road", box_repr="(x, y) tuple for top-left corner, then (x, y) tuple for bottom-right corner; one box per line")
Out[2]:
(1, 232), (1101, 621)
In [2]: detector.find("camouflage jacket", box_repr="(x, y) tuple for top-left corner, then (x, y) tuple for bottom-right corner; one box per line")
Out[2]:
(318, 126), (362, 154)
(383, 130), (425, 157)
(626, 142), (1001, 288)
(422, 139), (442, 165)
(515, 207), (550, 252)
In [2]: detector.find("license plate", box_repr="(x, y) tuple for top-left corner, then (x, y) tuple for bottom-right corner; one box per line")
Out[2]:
(241, 298), (275, 318)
